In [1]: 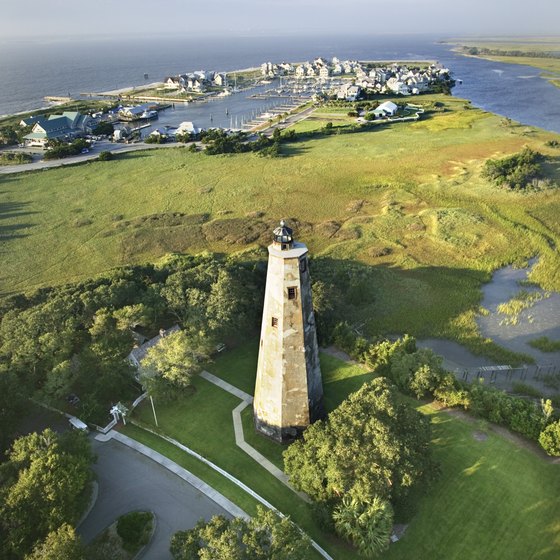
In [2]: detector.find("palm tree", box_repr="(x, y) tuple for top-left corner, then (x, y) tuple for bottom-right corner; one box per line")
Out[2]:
(333, 494), (393, 557)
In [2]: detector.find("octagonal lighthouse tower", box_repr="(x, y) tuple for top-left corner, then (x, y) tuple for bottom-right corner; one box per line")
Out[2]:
(254, 221), (324, 442)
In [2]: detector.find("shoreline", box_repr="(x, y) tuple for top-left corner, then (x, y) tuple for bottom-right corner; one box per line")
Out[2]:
(446, 41), (560, 89)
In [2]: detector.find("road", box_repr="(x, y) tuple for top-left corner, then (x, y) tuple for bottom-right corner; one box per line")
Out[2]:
(0, 104), (315, 175)
(257, 105), (315, 137)
(0, 140), (185, 175)
(78, 437), (232, 559)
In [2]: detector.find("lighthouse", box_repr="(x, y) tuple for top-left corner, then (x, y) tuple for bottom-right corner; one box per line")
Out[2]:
(254, 220), (324, 442)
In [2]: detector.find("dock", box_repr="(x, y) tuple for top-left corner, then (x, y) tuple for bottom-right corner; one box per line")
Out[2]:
(44, 96), (73, 103)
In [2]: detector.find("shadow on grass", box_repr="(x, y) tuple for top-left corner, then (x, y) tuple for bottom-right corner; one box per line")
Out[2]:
(113, 150), (155, 160)
(279, 144), (311, 157)
(0, 200), (36, 239)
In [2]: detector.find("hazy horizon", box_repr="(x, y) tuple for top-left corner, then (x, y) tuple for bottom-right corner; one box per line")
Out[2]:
(1, 0), (559, 39)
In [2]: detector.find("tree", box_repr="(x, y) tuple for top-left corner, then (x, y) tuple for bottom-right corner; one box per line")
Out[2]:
(0, 429), (93, 558)
(170, 506), (311, 560)
(92, 121), (114, 136)
(0, 366), (27, 452)
(88, 308), (133, 360)
(24, 524), (86, 560)
(283, 377), (434, 551)
(139, 330), (210, 391)
(332, 495), (393, 557)
(42, 360), (76, 403)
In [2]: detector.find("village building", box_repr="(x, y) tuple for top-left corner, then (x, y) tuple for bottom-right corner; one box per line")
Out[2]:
(23, 111), (92, 147)
(127, 325), (181, 370)
(373, 100), (398, 117)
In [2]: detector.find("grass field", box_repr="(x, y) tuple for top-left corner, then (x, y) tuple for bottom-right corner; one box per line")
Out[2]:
(129, 343), (560, 559)
(1, 95), (559, 360)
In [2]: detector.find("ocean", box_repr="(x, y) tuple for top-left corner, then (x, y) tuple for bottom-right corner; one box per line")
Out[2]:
(1, 34), (559, 133)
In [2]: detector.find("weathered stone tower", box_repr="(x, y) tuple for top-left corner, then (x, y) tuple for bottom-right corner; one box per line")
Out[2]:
(254, 220), (324, 442)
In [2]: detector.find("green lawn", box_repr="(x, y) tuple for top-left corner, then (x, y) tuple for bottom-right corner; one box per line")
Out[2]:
(128, 347), (560, 559)
(130, 371), (358, 559)
(1, 94), (560, 362)
(386, 403), (560, 560)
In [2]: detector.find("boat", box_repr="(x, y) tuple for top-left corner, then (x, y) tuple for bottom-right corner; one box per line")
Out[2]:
(141, 110), (158, 120)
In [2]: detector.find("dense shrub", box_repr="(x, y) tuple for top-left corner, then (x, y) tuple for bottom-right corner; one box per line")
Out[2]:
(539, 420), (560, 456)
(0, 152), (33, 165)
(482, 147), (546, 190)
(92, 121), (114, 136)
(284, 377), (434, 554)
(43, 139), (89, 160)
(116, 511), (152, 553)
(97, 150), (113, 161)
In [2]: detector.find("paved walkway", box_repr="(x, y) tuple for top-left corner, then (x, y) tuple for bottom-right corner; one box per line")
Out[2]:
(199, 370), (309, 501)
(79, 434), (241, 559)
(127, 421), (333, 560)
(96, 430), (247, 518)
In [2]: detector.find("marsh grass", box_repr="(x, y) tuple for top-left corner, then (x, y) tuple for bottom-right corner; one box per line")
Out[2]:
(1, 95), (559, 361)
(497, 289), (550, 325)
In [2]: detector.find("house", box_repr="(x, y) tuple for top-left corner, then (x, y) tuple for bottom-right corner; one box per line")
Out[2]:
(386, 77), (410, 95)
(164, 76), (181, 89)
(213, 73), (226, 87)
(187, 78), (203, 91)
(332, 63), (343, 75)
(337, 84), (361, 101)
(373, 101), (398, 118)
(127, 325), (181, 369)
(319, 66), (330, 79)
(177, 121), (202, 135)
(20, 115), (47, 128)
(295, 65), (306, 78)
(23, 111), (92, 147)
(359, 77), (376, 89)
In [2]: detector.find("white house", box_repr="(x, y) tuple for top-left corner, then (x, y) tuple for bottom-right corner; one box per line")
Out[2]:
(373, 101), (398, 118)
(213, 73), (226, 86)
(177, 121), (202, 135)
(337, 84), (361, 101)
(386, 77), (410, 95)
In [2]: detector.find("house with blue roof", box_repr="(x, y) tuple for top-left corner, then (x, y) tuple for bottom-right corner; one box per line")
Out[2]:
(23, 111), (92, 147)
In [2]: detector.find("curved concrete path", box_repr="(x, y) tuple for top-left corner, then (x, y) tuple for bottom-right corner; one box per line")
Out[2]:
(78, 433), (244, 559)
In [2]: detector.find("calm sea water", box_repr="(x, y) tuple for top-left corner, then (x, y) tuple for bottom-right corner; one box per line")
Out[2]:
(0, 34), (559, 132)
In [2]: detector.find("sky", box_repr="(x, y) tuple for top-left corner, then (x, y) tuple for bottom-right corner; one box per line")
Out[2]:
(1, 0), (559, 39)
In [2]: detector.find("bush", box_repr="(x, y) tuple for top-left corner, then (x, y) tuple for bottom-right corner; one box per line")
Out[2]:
(116, 511), (152, 552)
(44, 138), (89, 160)
(0, 151), (33, 165)
(482, 147), (545, 190)
(539, 421), (560, 456)
(97, 151), (113, 161)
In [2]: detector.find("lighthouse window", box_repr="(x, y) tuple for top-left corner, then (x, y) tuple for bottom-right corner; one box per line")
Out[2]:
(299, 258), (307, 273)
(271, 317), (278, 328)
(288, 287), (297, 300)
